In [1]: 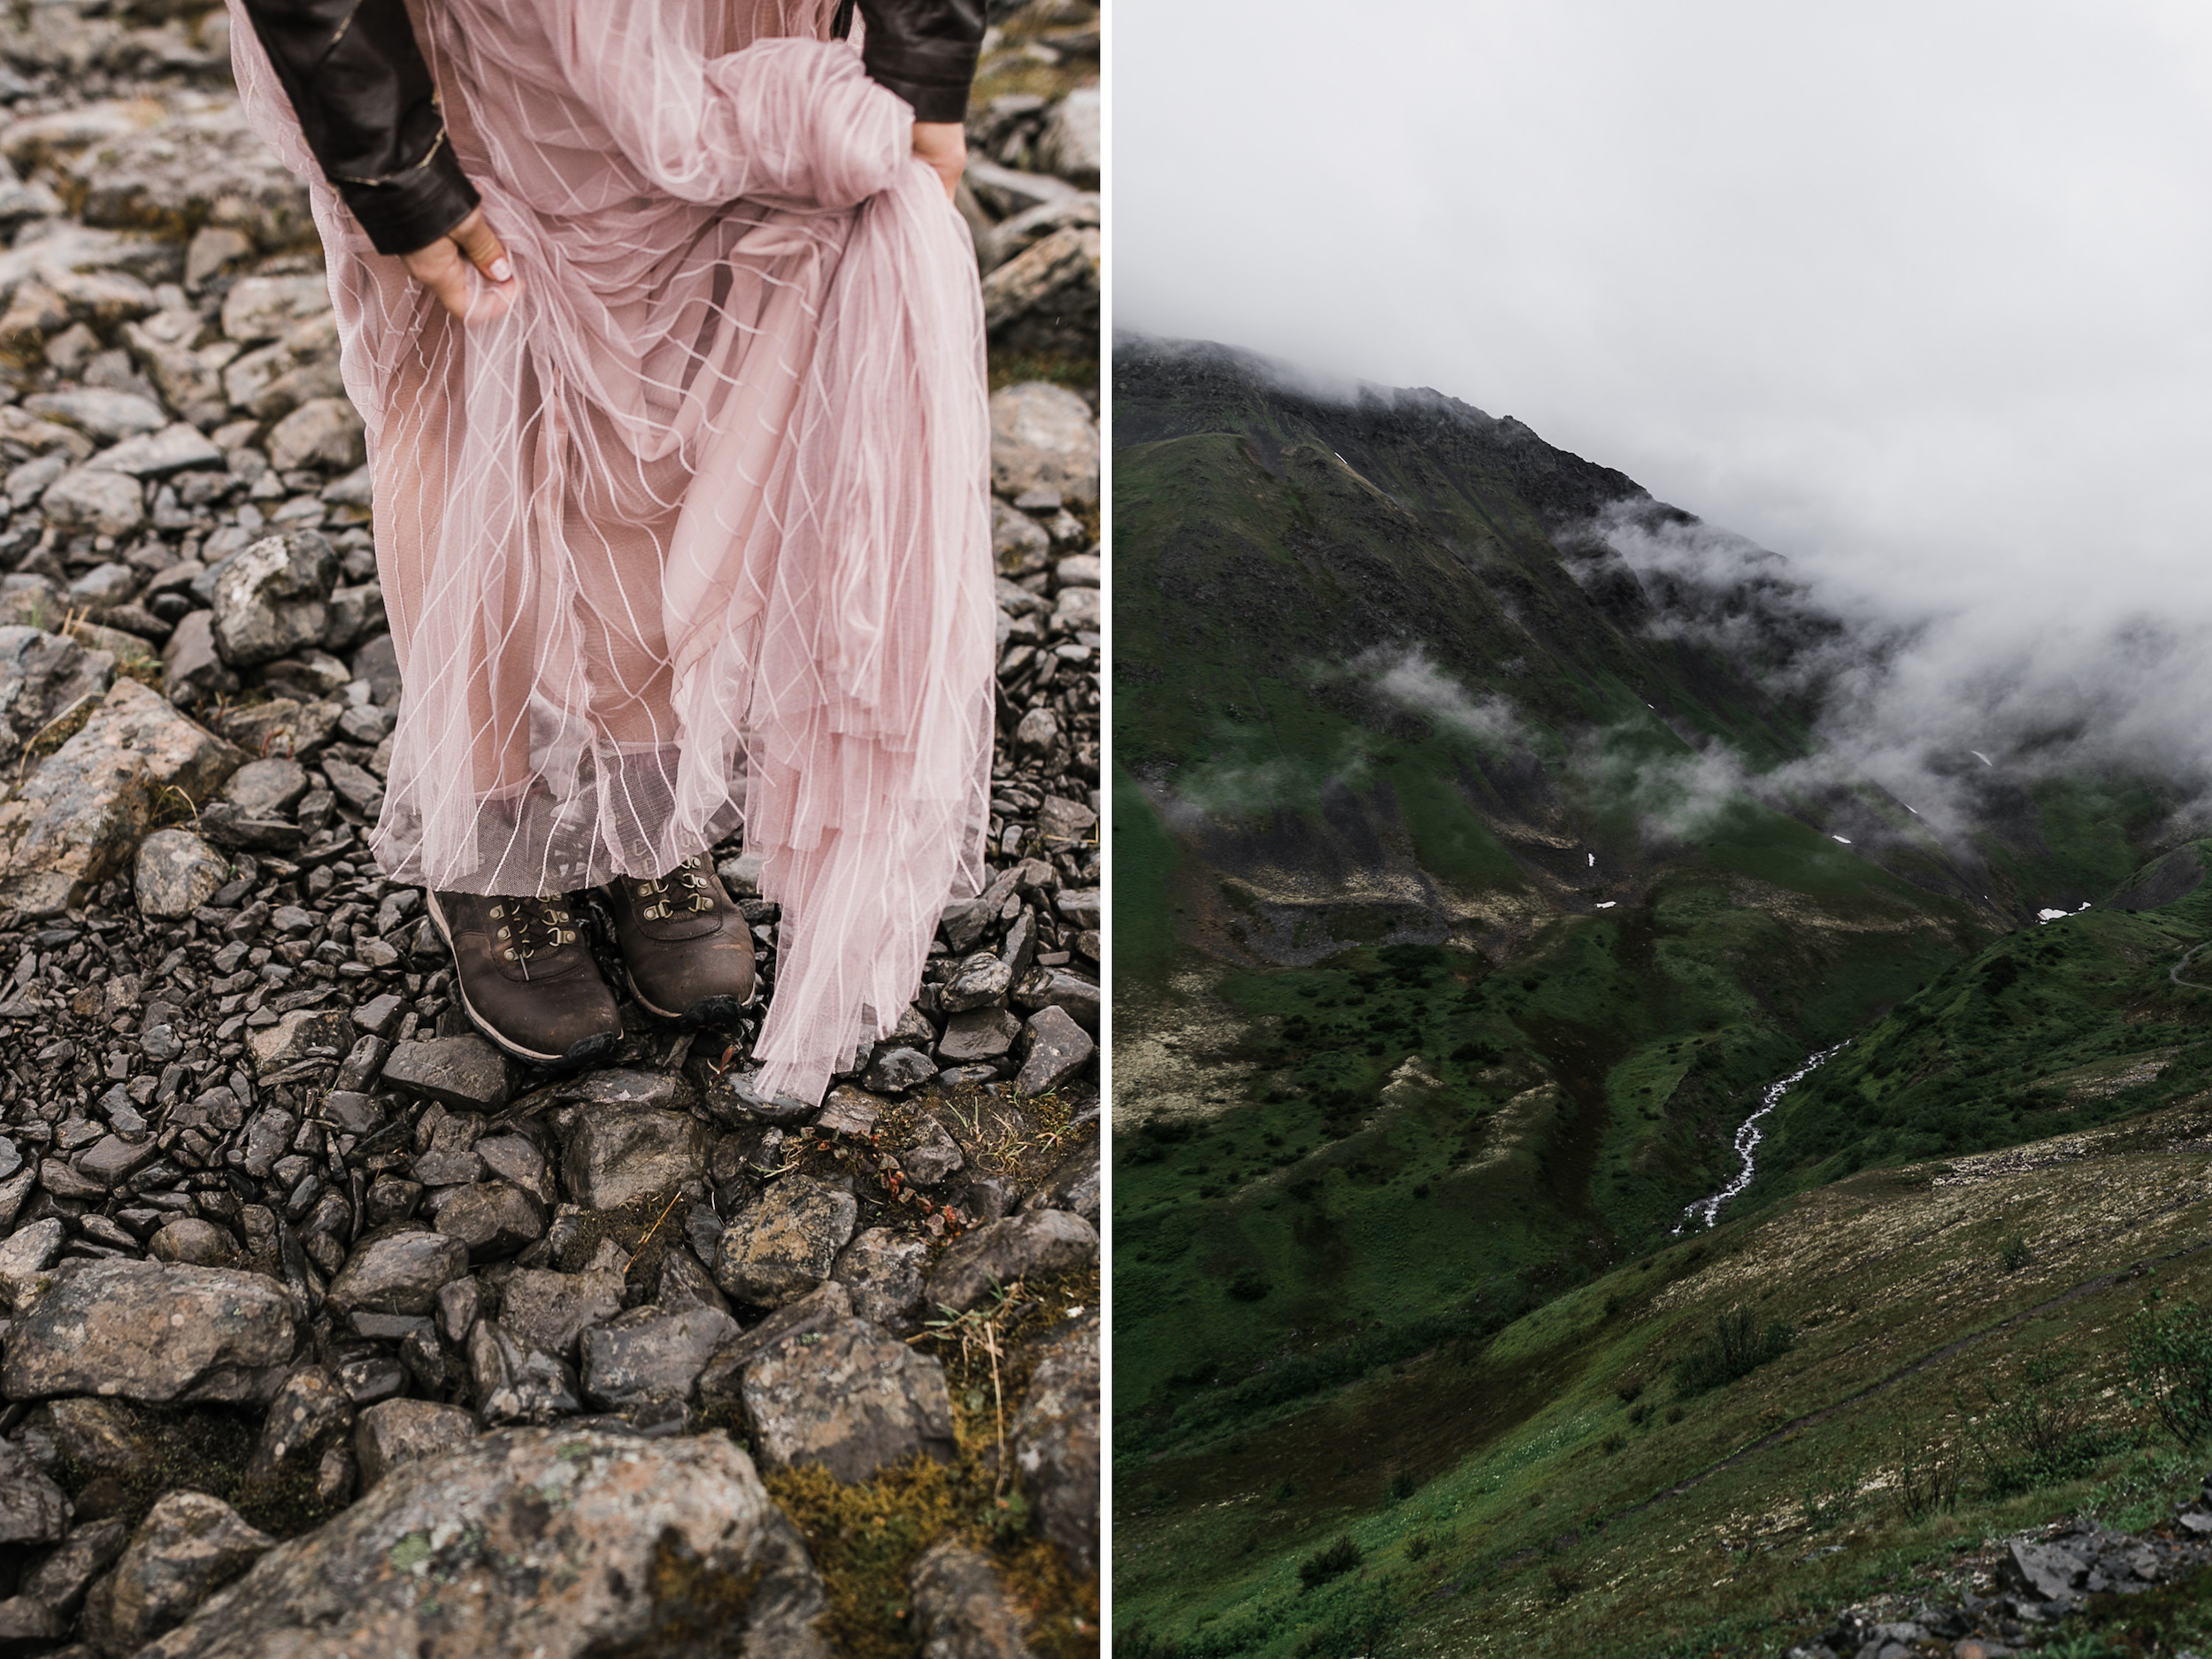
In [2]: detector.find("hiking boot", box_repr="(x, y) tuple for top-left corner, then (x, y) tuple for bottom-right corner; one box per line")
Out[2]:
(603, 854), (757, 1025)
(424, 889), (622, 1066)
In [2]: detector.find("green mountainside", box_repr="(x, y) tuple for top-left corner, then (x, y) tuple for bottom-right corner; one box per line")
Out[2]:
(1110, 337), (2207, 1654)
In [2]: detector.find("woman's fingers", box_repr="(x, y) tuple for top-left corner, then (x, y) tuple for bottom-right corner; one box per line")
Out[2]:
(398, 207), (517, 323)
(910, 121), (965, 200)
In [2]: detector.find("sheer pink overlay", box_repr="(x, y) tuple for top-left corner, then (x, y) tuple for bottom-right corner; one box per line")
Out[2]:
(227, 0), (995, 1105)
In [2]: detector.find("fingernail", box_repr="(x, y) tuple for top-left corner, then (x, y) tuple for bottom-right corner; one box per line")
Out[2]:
(488, 258), (512, 283)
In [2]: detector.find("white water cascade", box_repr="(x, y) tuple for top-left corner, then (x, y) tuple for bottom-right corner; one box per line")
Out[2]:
(1672, 1042), (1850, 1233)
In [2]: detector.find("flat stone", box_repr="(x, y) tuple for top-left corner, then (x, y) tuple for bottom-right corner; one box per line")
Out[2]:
(578, 1302), (741, 1414)
(351, 1397), (476, 1490)
(379, 1034), (512, 1111)
(833, 1227), (932, 1329)
(219, 756), (309, 817)
(351, 992), (406, 1039)
(81, 1491), (273, 1655)
(497, 1266), (626, 1363)
(937, 1006), (1022, 1065)
(988, 381), (1098, 507)
(740, 1308), (955, 1483)
(209, 531), (337, 670)
(899, 1116), (966, 1185)
(941, 951), (1013, 1014)
(559, 1107), (710, 1211)
(323, 1229), (469, 1317)
(1015, 1005), (1094, 1096)
(89, 421), (223, 478)
(265, 396), (365, 472)
(134, 826), (228, 920)
(1055, 887), (1100, 930)
(473, 1133), (550, 1201)
(128, 1430), (831, 1658)
(25, 388), (166, 442)
(0, 677), (242, 916)
(1011, 706), (1057, 759)
(0, 1215), (64, 1310)
(72, 101), (314, 256)
(925, 1210), (1097, 1314)
(220, 275), (331, 346)
(1010, 1314), (1099, 1574)
(712, 1175), (859, 1309)
(1014, 966), (1100, 1033)
(40, 464), (146, 536)
(248, 1006), (353, 1079)
(1, 1258), (301, 1405)
(1034, 85), (1100, 187)
(862, 1046), (937, 1095)
(47, 1396), (154, 1477)
(160, 611), (234, 708)
(74, 1131), (158, 1187)
(22, 1516), (129, 1618)
(0, 622), (111, 772)
(427, 1180), (547, 1260)
(815, 1085), (883, 1140)
(909, 1539), (1039, 1659)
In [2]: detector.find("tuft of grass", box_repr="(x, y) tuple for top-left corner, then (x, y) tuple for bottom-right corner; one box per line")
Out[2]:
(1296, 1536), (1362, 1591)
(1999, 1230), (2033, 1271)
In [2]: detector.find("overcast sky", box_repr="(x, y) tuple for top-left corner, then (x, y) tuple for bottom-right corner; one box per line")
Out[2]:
(1114, 1), (2212, 636)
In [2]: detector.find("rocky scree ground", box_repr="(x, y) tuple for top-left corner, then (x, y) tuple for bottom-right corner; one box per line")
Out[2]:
(0, 3), (1100, 1655)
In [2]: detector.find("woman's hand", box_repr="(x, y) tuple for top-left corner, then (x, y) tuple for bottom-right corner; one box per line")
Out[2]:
(400, 205), (516, 321)
(911, 121), (965, 200)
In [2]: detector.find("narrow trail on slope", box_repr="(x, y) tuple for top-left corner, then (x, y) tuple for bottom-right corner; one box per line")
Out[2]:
(2171, 941), (2212, 987)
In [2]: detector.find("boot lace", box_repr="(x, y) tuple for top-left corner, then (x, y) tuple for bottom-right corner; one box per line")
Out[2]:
(488, 897), (580, 965)
(634, 856), (718, 921)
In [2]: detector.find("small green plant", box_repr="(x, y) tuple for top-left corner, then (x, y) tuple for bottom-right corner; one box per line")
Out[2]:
(1225, 1267), (1271, 1302)
(1999, 1231), (2032, 1271)
(1894, 1450), (1966, 1522)
(1960, 1356), (2127, 1499)
(1544, 1560), (1582, 1602)
(1404, 1532), (1433, 1561)
(2126, 1300), (2212, 1448)
(1673, 1305), (1793, 1397)
(1384, 1470), (1417, 1502)
(1298, 1535), (1362, 1590)
(1600, 1432), (1625, 1455)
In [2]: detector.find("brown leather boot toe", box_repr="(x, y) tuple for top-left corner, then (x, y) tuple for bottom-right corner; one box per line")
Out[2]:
(604, 854), (757, 1025)
(425, 890), (622, 1066)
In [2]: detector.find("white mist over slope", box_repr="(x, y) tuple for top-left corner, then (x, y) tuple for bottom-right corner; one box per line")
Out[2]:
(1118, 0), (2212, 803)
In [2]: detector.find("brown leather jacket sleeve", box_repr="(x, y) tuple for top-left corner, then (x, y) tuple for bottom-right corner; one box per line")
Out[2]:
(852, 0), (986, 124)
(237, 0), (480, 257)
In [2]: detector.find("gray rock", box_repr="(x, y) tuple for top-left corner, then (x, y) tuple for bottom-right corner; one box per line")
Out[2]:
(1051, 585), (1100, 633)
(578, 1302), (741, 1413)
(832, 1227), (932, 1329)
(815, 1086), (882, 1140)
(1033, 87), (1100, 188)
(0, 623), (111, 772)
(910, 1539), (1038, 1659)
(937, 1007), (1021, 1065)
(2004, 1538), (2087, 1601)
(473, 1133), (550, 1201)
(1020, 1144), (1100, 1225)
(75, 1131), (157, 1187)
(988, 382), (1098, 506)
(1015, 1005), (1094, 1096)
(1, 1258), (300, 1405)
(654, 1246), (730, 1315)
(350, 1397), (475, 1489)
(220, 276), (331, 347)
(324, 1230), (468, 1317)
(863, 1047), (937, 1095)
(1010, 1314), (1099, 1573)
(497, 1267), (626, 1363)
(133, 827), (228, 920)
(713, 1175), (859, 1308)
(81, 1492), (273, 1655)
(0, 1437), (70, 1546)
(1014, 966), (1100, 1032)
(148, 1218), (241, 1269)
(219, 757), (308, 817)
(67, 561), (138, 609)
(208, 532), (337, 670)
(247, 1363), (352, 1480)
(89, 422), (223, 478)
(427, 1180), (547, 1260)
(941, 951), (1013, 1013)
(0, 1215), (65, 1310)
(0, 1594), (64, 1649)
(46, 1397), (150, 1477)
(160, 611), (235, 707)
(25, 388), (167, 442)
(71, 102), (313, 255)
(351, 992), (406, 1040)
(740, 1307), (956, 1483)
(128, 1430), (831, 1659)
(379, 1034), (512, 1112)
(265, 397), (365, 473)
(247, 1006), (352, 1079)
(900, 1117), (966, 1185)
(981, 224), (1098, 354)
(560, 1108), (710, 1211)
(1055, 887), (1101, 930)
(925, 1210), (1098, 1314)
(40, 465), (146, 537)
(23, 1517), (129, 1618)
(962, 158), (1079, 219)
(1011, 705), (1057, 759)
(465, 1317), (580, 1425)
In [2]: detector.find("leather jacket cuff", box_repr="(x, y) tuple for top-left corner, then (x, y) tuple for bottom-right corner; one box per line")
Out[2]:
(858, 0), (984, 124)
(335, 134), (480, 257)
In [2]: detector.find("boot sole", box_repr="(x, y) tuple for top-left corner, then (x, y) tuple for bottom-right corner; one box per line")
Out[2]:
(424, 891), (623, 1069)
(622, 965), (753, 1029)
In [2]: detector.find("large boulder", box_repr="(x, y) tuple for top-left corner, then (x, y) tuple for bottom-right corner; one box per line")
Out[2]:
(0, 1258), (301, 1406)
(208, 531), (338, 669)
(132, 1430), (830, 1659)
(81, 1493), (273, 1656)
(560, 1108), (711, 1211)
(0, 676), (242, 914)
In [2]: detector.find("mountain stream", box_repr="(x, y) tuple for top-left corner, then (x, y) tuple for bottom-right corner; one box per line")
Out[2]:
(1675, 1043), (1850, 1233)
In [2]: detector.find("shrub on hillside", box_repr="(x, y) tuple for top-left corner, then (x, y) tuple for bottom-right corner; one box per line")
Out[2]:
(1298, 1535), (1363, 1589)
(2127, 1300), (2212, 1448)
(1961, 1356), (2128, 1498)
(1672, 1305), (1793, 1397)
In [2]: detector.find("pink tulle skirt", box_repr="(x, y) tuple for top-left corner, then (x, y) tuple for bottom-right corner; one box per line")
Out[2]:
(228, 0), (995, 1105)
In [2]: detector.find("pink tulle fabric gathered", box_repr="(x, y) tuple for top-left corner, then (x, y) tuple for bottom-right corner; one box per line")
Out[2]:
(227, 0), (995, 1106)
